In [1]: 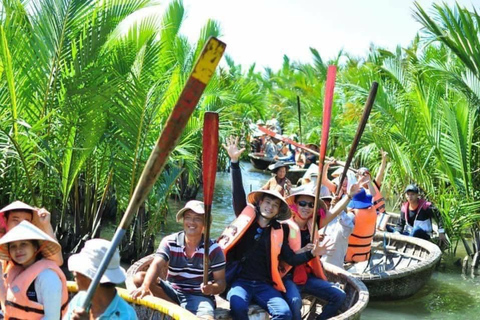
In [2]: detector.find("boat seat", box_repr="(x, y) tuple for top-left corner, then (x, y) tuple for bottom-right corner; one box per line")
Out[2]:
(215, 296), (268, 320)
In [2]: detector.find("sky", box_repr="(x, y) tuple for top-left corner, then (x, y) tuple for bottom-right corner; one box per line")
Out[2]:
(175, 0), (478, 71)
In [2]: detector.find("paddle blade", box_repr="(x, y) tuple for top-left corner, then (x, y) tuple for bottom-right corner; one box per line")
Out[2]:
(202, 112), (219, 206)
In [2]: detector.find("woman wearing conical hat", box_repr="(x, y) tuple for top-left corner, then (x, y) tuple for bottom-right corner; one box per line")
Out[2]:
(0, 221), (68, 319)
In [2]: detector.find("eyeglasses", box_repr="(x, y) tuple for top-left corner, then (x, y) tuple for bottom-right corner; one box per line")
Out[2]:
(254, 227), (264, 241)
(298, 200), (314, 208)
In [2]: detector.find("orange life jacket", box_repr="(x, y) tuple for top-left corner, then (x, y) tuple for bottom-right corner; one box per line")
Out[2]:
(5, 259), (68, 320)
(372, 182), (386, 214)
(218, 204), (287, 292)
(279, 219), (327, 281)
(345, 206), (377, 263)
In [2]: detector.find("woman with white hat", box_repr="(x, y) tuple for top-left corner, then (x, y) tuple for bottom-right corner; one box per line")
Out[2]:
(0, 220), (68, 319)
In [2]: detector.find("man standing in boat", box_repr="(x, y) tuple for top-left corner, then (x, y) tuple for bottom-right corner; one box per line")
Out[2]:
(219, 136), (328, 320)
(395, 184), (447, 246)
(130, 200), (226, 320)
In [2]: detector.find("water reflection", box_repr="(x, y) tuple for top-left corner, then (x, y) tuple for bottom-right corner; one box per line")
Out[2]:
(162, 161), (480, 320)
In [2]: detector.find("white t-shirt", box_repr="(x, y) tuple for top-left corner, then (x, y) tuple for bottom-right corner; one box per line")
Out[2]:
(35, 268), (63, 319)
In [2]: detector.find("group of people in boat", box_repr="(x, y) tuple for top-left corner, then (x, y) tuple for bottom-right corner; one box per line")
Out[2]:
(0, 201), (137, 319)
(0, 138), (447, 319)
(130, 136), (446, 320)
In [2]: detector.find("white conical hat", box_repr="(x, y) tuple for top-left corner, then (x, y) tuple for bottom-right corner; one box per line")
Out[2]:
(0, 220), (61, 261)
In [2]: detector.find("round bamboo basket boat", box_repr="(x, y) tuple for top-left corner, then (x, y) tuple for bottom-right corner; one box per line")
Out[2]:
(126, 254), (369, 320)
(346, 231), (442, 300)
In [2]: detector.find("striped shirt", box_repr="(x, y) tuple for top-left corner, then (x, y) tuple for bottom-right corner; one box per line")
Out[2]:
(156, 231), (226, 294)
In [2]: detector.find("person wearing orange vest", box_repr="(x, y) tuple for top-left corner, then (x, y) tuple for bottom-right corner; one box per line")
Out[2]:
(282, 181), (363, 320)
(219, 136), (327, 320)
(0, 221), (68, 319)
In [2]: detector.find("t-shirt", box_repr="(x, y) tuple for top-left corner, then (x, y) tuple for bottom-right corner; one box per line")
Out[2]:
(63, 290), (137, 320)
(156, 231), (226, 294)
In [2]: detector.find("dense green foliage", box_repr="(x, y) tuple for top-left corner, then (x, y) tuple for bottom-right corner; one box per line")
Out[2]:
(0, 0), (478, 259)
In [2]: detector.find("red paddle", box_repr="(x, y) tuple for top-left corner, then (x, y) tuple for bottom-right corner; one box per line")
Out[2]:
(311, 65), (336, 240)
(202, 112), (219, 284)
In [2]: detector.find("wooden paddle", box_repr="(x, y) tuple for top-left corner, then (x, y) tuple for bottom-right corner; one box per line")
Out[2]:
(311, 65), (336, 239)
(80, 37), (226, 310)
(297, 95), (302, 144)
(335, 82), (379, 196)
(202, 112), (219, 284)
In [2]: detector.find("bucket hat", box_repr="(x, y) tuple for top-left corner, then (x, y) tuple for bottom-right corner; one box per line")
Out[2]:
(247, 190), (291, 221)
(404, 184), (419, 194)
(175, 200), (206, 222)
(268, 161), (290, 174)
(68, 238), (126, 284)
(0, 220), (61, 261)
(347, 189), (373, 209)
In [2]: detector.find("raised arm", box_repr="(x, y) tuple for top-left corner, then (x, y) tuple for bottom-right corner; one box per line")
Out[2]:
(375, 150), (388, 188)
(35, 208), (63, 266)
(322, 160), (337, 193)
(222, 136), (247, 217)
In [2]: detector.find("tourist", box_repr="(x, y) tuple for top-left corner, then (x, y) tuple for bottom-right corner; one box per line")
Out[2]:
(282, 178), (365, 320)
(262, 161), (292, 196)
(65, 238), (137, 319)
(130, 200), (226, 320)
(0, 221), (68, 319)
(219, 136), (329, 320)
(395, 184), (447, 246)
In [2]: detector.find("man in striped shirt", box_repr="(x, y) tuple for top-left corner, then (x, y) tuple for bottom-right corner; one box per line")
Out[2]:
(130, 200), (226, 319)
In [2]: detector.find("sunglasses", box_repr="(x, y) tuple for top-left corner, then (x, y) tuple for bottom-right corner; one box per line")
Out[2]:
(254, 227), (264, 241)
(298, 200), (314, 208)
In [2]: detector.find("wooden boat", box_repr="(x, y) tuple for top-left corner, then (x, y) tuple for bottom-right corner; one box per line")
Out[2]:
(248, 152), (275, 170)
(126, 254), (369, 320)
(67, 281), (198, 319)
(345, 231), (442, 301)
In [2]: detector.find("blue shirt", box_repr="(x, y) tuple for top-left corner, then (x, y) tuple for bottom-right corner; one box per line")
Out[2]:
(63, 290), (137, 320)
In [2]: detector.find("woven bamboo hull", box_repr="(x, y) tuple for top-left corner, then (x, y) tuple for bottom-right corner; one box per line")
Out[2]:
(346, 231), (442, 301)
(126, 255), (369, 320)
(248, 153), (275, 170)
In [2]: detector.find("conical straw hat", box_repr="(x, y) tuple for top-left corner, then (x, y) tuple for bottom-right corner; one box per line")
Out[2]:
(0, 220), (61, 261)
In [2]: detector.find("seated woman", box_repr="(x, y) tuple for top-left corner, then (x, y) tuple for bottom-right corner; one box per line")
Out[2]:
(0, 220), (68, 319)
(262, 161), (292, 196)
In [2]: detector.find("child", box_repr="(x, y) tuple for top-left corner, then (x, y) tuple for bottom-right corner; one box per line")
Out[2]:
(0, 221), (68, 319)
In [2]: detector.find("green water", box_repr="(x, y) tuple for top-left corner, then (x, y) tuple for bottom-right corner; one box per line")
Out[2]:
(161, 161), (480, 319)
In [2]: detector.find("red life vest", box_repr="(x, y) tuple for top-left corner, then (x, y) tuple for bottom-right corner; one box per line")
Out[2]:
(372, 182), (386, 214)
(5, 259), (68, 320)
(279, 219), (327, 281)
(218, 204), (287, 292)
(345, 206), (377, 263)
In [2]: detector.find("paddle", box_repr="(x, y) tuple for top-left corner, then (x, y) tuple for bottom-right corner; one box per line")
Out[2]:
(297, 95), (302, 144)
(80, 37), (226, 311)
(335, 82), (379, 197)
(202, 112), (219, 285)
(311, 65), (336, 240)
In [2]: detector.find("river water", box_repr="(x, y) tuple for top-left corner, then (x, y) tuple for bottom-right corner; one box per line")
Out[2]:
(163, 161), (480, 319)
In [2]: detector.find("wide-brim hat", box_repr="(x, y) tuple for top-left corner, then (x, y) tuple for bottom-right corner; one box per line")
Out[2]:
(348, 189), (373, 209)
(0, 201), (37, 228)
(331, 166), (356, 178)
(175, 200), (205, 222)
(268, 161), (290, 173)
(0, 220), (61, 261)
(68, 238), (126, 284)
(285, 190), (327, 212)
(247, 190), (291, 221)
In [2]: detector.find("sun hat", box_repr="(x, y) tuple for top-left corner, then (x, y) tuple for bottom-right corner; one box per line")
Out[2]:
(285, 190), (327, 212)
(331, 166), (356, 178)
(247, 189), (291, 221)
(0, 201), (36, 225)
(357, 167), (370, 176)
(0, 220), (61, 261)
(347, 189), (373, 209)
(268, 161), (290, 173)
(175, 200), (205, 222)
(68, 238), (126, 284)
(404, 184), (419, 194)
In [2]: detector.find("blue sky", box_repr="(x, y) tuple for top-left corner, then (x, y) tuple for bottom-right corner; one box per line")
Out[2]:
(177, 0), (478, 70)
